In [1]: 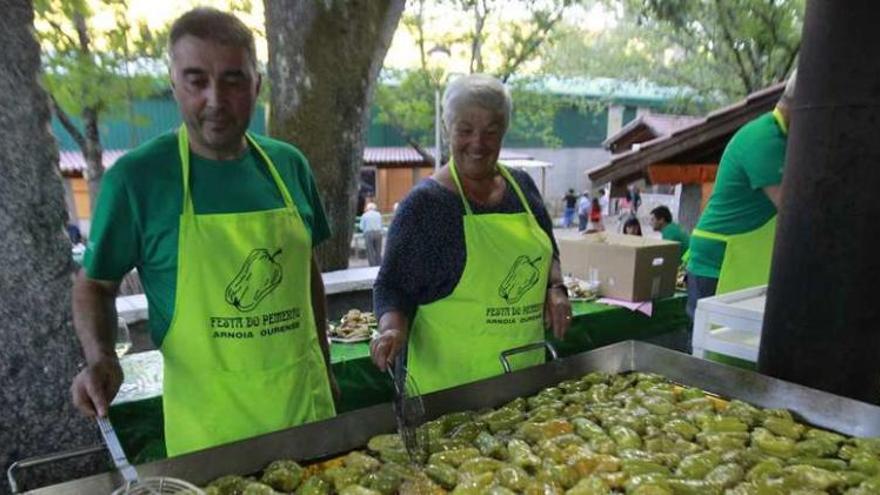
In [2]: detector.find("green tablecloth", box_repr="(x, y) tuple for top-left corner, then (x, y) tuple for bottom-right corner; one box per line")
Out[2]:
(111, 293), (687, 463)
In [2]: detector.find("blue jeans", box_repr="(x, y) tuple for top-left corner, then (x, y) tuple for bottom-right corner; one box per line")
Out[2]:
(686, 272), (718, 352)
(578, 214), (588, 231)
(563, 207), (575, 228)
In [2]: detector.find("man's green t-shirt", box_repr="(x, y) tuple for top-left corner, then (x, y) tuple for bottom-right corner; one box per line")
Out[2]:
(83, 132), (331, 346)
(687, 112), (786, 278)
(661, 222), (690, 258)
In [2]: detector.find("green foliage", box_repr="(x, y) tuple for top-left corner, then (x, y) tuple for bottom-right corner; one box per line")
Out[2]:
(543, 0), (803, 106)
(35, 0), (167, 126)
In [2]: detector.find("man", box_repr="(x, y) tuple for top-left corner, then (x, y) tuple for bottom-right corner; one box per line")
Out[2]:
(70, 8), (336, 457)
(359, 202), (384, 266)
(576, 191), (590, 232)
(650, 205), (689, 259)
(562, 188), (577, 228)
(686, 70), (797, 333)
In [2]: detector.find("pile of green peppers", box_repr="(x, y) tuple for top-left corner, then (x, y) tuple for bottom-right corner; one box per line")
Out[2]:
(204, 372), (880, 494)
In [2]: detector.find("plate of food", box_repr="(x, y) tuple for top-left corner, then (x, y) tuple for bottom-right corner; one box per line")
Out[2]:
(564, 275), (600, 302)
(328, 309), (377, 343)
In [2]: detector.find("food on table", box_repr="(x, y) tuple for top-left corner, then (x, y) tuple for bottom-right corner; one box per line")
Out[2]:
(563, 276), (599, 300)
(329, 309), (377, 341)
(205, 372), (880, 494)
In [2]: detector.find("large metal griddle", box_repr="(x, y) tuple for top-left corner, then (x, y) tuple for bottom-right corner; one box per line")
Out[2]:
(24, 341), (880, 494)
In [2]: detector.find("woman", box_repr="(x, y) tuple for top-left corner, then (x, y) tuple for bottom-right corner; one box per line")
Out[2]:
(623, 216), (643, 236)
(370, 74), (571, 394)
(586, 198), (604, 233)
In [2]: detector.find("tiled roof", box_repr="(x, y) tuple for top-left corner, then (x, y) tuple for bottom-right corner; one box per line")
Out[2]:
(603, 113), (704, 150)
(59, 149), (128, 176)
(588, 82), (785, 185)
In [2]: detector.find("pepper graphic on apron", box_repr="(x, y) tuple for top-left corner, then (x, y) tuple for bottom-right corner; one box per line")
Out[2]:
(690, 108), (787, 295)
(407, 161), (553, 394)
(161, 126), (335, 456)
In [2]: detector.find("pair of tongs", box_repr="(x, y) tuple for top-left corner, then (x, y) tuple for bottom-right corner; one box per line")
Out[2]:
(386, 353), (429, 464)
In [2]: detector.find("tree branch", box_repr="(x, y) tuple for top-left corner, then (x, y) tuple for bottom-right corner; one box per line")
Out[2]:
(49, 94), (87, 151)
(498, 7), (565, 82)
(713, 0), (754, 93)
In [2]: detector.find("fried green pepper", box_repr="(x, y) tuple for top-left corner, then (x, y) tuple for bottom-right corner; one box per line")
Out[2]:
(752, 428), (796, 459)
(339, 485), (382, 495)
(721, 400), (762, 427)
(783, 464), (846, 491)
(705, 463), (745, 488)
(564, 476), (610, 495)
(458, 457), (505, 476)
(475, 431), (506, 459)
(359, 468), (404, 495)
(703, 416), (749, 434)
(518, 420), (575, 444)
(621, 459), (670, 477)
(261, 459), (305, 492)
(450, 421), (488, 443)
(480, 408), (525, 433)
(427, 447), (481, 467)
(676, 451), (722, 479)
(794, 438), (839, 458)
(423, 463), (457, 490)
(569, 453), (621, 477)
(847, 476), (880, 495)
(295, 475), (331, 495)
(662, 419), (699, 441)
(609, 425), (642, 450)
(587, 384), (611, 404)
(509, 439), (542, 472)
(762, 417), (805, 440)
(536, 464), (580, 489)
(697, 432), (750, 450)
(521, 480), (562, 495)
(804, 428), (846, 445)
(678, 387), (706, 401)
(850, 451), (880, 475)
(787, 456), (848, 472)
(665, 479), (723, 495)
(495, 465), (531, 491)
(486, 486), (517, 495)
(206, 475), (251, 495)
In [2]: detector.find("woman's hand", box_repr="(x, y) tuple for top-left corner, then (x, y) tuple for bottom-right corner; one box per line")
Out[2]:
(370, 311), (409, 372)
(544, 286), (572, 340)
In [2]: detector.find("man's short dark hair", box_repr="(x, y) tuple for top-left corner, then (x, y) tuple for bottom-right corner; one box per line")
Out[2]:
(169, 8), (257, 69)
(651, 206), (673, 224)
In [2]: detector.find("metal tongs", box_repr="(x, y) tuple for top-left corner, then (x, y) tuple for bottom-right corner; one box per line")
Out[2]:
(386, 352), (429, 464)
(97, 417), (203, 494)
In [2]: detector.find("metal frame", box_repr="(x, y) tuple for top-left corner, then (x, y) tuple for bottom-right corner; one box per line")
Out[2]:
(22, 341), (880, 494)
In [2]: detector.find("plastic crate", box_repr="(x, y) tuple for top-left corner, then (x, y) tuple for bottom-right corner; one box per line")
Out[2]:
(692, 285), (767, 364)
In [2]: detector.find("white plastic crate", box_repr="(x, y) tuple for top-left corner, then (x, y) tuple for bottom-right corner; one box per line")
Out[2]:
(692, 285), (767, 362)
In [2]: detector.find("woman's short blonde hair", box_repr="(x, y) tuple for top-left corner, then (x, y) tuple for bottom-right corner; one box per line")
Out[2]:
(442, 74), (513, 132)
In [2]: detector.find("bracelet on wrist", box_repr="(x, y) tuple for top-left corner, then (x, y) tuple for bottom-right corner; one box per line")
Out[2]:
(548, 283), (567, 292)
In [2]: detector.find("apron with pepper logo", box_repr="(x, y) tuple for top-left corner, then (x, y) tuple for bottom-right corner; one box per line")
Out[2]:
(161, 126), (335, 456)
(407, 161), (553, 394)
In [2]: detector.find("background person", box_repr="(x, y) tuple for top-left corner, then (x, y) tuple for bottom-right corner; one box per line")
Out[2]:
(576, 191), (590, 232)
(360, 202), (384, 266)
(685, 70), (797, 345)
(650, 205), (690, 259)
(562, 188), (577, 228)
(370, 74), (571, 394)
(623, 217), (642, 236)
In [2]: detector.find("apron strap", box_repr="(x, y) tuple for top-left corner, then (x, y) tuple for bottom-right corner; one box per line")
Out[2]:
(449, 160), (536, 219)
(177, 125), (296, 216)
(691, 228), (730, 243)
(772, 108), (788, 135)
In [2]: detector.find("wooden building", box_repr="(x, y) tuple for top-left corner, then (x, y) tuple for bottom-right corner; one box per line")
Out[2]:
(588, 83), (786, 231)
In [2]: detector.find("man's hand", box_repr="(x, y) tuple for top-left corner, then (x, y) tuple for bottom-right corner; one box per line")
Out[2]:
(71, 356), (123, 417)
(544, 287), (572, 340)
(370, 328), (406, 372)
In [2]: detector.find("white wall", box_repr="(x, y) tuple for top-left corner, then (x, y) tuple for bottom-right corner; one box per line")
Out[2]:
(509, 147), (611, 216)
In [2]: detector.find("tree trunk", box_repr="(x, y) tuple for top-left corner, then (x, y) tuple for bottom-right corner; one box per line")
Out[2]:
(0, 0), (102, 491)
(81, 106), (104, 208)
(264, 0), (405, 270)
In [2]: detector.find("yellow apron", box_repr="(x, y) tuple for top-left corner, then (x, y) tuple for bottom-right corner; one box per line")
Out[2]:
(689, 108), (787, 294)
(162, 126), (335, 456)
(407, 162), (552, 394)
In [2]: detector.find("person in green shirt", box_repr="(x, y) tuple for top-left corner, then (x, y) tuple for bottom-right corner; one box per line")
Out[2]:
(650, 205), (689, 257)
(684, 70), (797, 349)
(70, 7), (337, 456)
